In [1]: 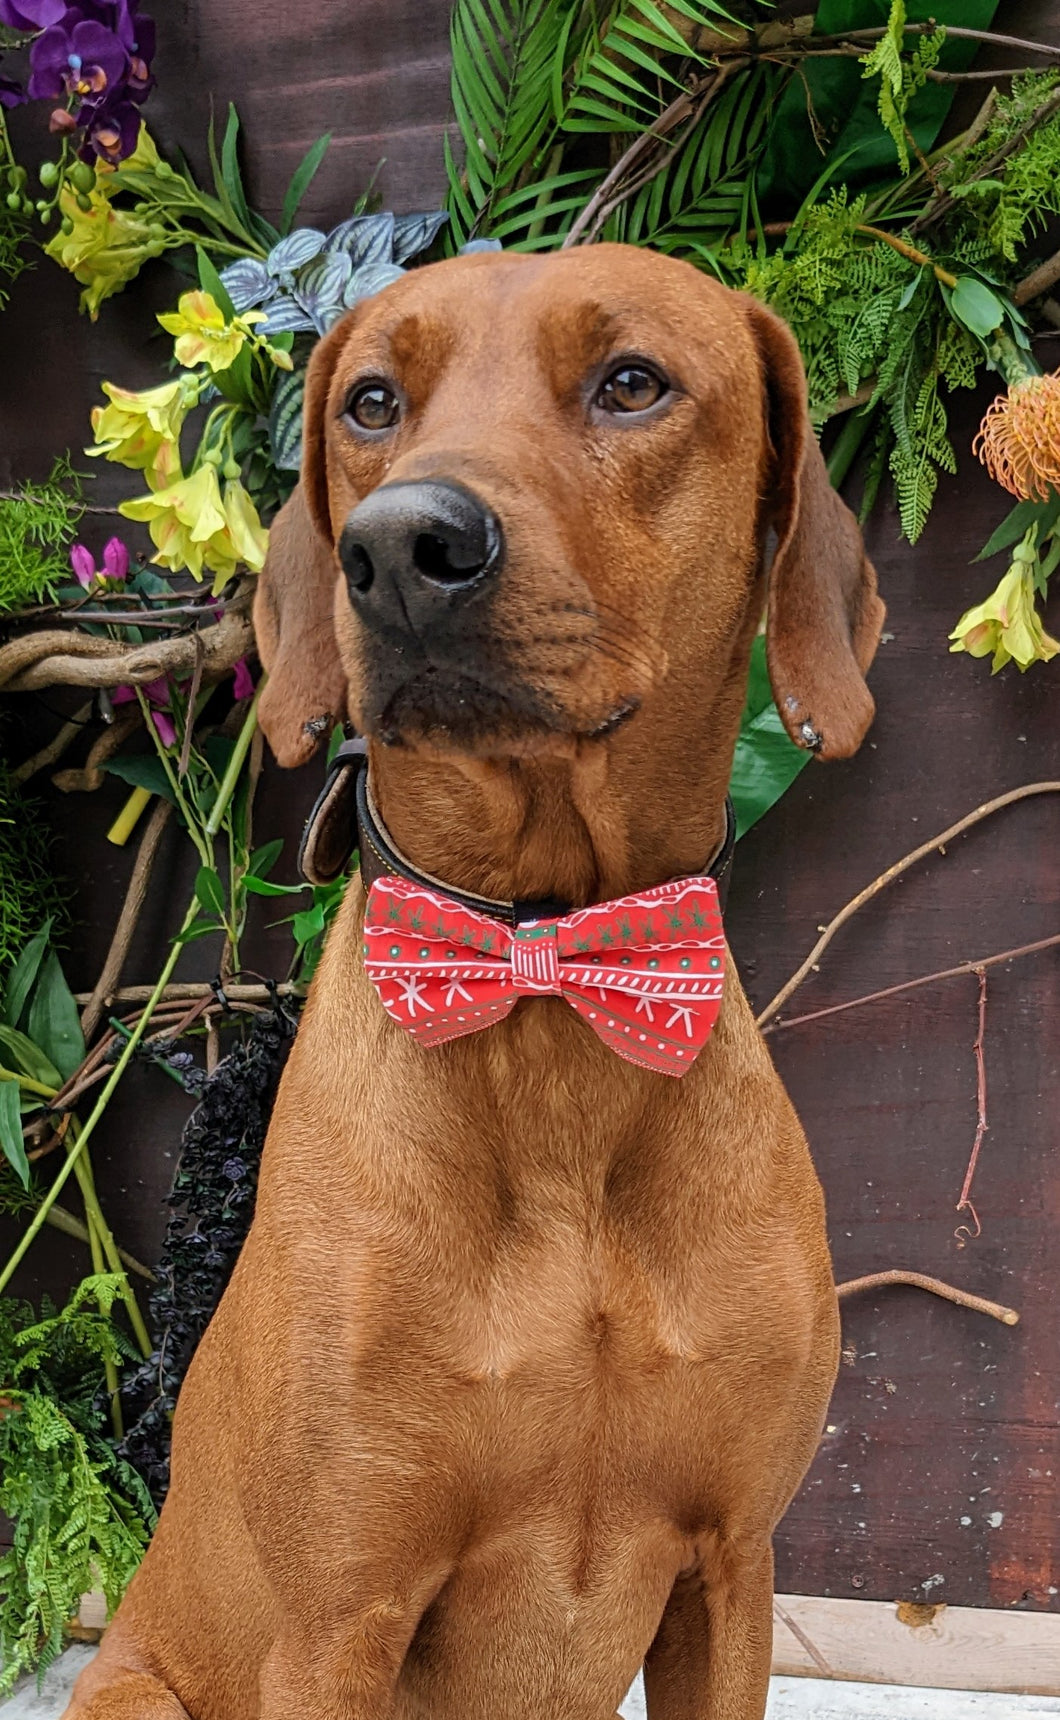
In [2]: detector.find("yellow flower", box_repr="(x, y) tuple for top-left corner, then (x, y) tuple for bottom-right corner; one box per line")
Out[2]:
(45, 183), (162, 318)
(119, 464), (229, 584)
(119, 465), (270, 594)
(221, 481), (269, 572)
(157, 290), (265, 373)
(974, 371), (1060, 502)
(88, 379), (191, 479)
(949, 554), (1060, 674)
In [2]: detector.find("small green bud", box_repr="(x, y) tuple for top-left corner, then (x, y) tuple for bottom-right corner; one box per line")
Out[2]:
(38, 161), (60, 188)
(20, 198), (34, 218)
(61, 215), (74, 235)
(5, 191), (20, 212)
(155, 160), (174, 179)
(222, 457), (242, 480)
(38, 206), (52, 226)
(75, 192), (93, 212)
(147, 223), (166, 241)
(201, 447), (223, 467)
(69, 160), (95, 194)
(9, 166), (27, 190)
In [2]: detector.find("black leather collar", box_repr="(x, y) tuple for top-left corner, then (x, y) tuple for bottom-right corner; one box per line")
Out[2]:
(299, 738), (736, 922)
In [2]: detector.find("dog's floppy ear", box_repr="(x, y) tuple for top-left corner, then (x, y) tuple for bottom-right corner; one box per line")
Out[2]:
(253, 316), (354, 768)
(742, 295), (885, 761)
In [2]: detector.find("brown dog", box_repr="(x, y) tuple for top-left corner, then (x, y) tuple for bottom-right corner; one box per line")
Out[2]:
(66, 245), (882, 1720)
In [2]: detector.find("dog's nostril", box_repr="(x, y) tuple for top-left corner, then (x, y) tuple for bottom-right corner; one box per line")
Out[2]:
(413, 531), (484, 586)
(344, 542), (375, 594)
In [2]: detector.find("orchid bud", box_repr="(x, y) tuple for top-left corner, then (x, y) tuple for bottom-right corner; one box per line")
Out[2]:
(102, 536), (129, 581)
(69, 543), (96, 588)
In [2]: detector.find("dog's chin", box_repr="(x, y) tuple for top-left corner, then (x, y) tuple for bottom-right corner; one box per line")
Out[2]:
(357, 666), (639, 756)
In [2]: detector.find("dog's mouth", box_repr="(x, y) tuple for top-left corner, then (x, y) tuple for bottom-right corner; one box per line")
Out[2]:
(355, 628), (640, 752)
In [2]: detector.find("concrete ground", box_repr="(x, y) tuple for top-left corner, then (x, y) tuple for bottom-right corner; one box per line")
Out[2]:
(5, 1652), (1060, 1719)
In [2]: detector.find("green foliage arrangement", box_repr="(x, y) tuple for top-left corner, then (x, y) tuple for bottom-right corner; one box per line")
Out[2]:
(0, 1276), (156, 1694)
(0, 458), (85, 614)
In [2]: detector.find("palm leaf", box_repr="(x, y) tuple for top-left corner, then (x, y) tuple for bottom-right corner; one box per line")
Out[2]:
(446, 0), (570, 245)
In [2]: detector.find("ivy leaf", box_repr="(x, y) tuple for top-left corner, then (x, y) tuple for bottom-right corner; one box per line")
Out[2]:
(949, 277), (1005, 340)
(391, 211), (448, 263)
(27, 951), (85, 1083)
(266, 229), (326, 276)
(218, 256), (273, 313)
(324, 212), (395, 268)
(344, 261), (405, 307)
(0, 1079), (30, 1188)
(261, 296), (318, 335)
(4, 919), (53, 1029)
(268, 366), (305, 471)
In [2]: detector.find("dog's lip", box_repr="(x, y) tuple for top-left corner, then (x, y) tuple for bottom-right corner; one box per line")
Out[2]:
(583, 696), (640, 739)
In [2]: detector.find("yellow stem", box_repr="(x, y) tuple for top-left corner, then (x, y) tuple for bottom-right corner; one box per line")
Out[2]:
(856, 224), (958, 288)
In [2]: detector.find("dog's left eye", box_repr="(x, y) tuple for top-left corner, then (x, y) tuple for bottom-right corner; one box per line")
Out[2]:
(596, 364), (666, 415)
(345, 383), (401, 432)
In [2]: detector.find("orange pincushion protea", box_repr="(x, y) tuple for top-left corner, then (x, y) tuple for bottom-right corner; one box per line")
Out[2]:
(974, 371), (1060, 501)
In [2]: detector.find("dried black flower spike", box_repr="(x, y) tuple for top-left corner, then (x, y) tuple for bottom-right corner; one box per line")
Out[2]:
(120, 1004), (298, 1503)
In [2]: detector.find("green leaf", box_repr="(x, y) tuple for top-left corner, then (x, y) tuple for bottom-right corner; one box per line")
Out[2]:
(243, 875), (302, 898)
(102, 754), (176, 805)
(194, 866), (227, 919)
(292, 904), (326, 943)
(247, 839), (283, 879)
(974, 495), (1060, 561)
(280, 132), (332, 236)
(26, 951), (85, 1083)
(196, 245), (236, 321)
(948, 277), (1005, 340)
(4, 920), (53, 1029)
(728, 637), (811, 838)
(220, 103), (253, 233)
(0, 1079), (29, 1188)
(0, 1024), (61, 1091)
(175, 920), (224, 945)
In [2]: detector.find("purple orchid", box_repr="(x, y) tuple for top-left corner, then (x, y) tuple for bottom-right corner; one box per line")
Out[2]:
(81, 90), (139, 160)
(28, 13), (128, 103)
(0, 0), (66, 27)
(0, 74), (26, 107)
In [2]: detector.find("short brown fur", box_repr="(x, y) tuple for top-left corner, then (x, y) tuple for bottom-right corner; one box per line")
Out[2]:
(66, 246), (883, 1720)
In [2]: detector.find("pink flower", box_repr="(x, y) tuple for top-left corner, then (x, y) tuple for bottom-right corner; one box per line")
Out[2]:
(231, 657), (255, 701)
(102, 536), (129, 580)
(69, 535), (130, 590)
(113, 673), (176, 749)
(70, 542), (96, 588)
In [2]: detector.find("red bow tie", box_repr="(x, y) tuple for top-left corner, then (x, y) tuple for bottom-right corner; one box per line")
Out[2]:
(362, 874), (726, 1077)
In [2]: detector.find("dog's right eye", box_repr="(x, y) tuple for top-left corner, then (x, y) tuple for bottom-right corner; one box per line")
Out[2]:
(345, 384), (401, 433)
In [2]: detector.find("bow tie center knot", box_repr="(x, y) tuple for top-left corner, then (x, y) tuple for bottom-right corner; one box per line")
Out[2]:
(510, 921), (562, 993)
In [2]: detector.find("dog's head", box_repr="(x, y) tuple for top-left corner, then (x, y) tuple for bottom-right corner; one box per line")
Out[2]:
(255, 246), (882, 773)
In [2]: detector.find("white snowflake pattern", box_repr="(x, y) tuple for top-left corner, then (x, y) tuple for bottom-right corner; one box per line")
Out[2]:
(444, 978), (473, 1007)
(394, 974), (431, 1017)
(634, 995), (656, 1022)
(666, 1004), (696, 1038)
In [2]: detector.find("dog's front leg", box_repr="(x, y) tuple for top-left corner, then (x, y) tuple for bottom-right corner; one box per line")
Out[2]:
(258, 1597), (424, 1720)
(641, 1541), (774, 1720)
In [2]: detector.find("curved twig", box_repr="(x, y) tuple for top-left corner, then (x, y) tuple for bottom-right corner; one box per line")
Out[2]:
(0, 580), (254, 692)
(51, 703), (141, 794)
(756, 782), (1060, 1027)
(11, 700), (93, 783)
(80, 798), (174, 1041)
(762, 932), (1060, 1036)
(836, 1269), (1019, 1326)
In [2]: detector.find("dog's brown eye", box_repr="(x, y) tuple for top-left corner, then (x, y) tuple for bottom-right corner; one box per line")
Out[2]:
(597, 364), (666, 414)
(347, 383), (400, 432)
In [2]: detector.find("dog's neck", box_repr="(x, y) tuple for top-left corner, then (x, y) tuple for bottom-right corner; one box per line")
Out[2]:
(366, 677), (744, 910)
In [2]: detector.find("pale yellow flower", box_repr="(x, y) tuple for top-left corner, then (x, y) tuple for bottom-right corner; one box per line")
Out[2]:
(88, 379), (191, 476)
(45, 184), (161, 318)
(119, 464), (229, 583)
(950, 552), (1060, 674)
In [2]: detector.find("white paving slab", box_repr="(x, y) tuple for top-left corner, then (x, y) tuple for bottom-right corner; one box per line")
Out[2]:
(6, 1652), (1060, 1718)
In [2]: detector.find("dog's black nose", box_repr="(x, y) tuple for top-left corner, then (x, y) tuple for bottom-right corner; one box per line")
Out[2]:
(339, 480), (503, 605)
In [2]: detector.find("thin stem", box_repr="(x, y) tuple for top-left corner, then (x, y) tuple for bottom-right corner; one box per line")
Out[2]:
(826, 406), (875, 488)
(0, 898), (198, 1298)
(206, 688), (261, 837)
(856, 223), (958, 288)
(757, 782), (1060, 1026)
(76, 1172), (123, 1440)
(836, 1270), (1018, 1326)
